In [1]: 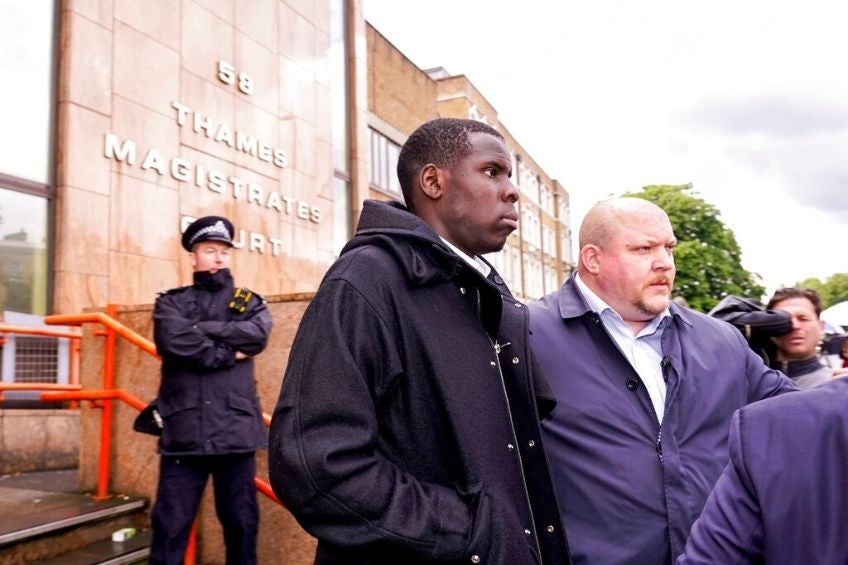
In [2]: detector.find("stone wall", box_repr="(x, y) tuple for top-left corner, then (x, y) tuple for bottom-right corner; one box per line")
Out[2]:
(0, 409), (79, 474)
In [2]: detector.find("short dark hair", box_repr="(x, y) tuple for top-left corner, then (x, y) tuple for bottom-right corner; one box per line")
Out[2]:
(397, 118), (503, 209)
(767, 287), (823, 316)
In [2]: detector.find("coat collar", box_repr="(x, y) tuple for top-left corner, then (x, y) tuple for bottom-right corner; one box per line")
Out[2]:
(344, 199), (498, 289)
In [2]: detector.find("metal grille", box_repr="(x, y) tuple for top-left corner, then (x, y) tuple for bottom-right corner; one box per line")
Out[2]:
(13, 336), (59, 383)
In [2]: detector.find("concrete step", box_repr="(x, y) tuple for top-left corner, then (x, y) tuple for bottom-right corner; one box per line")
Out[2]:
(0, 469), (149, 564)
(39, 529), (151, 565)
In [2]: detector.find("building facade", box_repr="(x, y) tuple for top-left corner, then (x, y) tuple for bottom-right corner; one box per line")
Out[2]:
(1, 0), (572, 322)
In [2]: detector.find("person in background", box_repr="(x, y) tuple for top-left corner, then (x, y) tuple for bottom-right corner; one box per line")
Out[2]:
(842, 338), (848, 368)
(529, 197), (796, 564)
(766, 287), (834, 388)
(149, 215), (272, 565)
(678, 377), (848, 564)
(268, 118), (570, 564)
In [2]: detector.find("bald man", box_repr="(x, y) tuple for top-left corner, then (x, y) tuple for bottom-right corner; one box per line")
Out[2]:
(528, 198), (796, 565)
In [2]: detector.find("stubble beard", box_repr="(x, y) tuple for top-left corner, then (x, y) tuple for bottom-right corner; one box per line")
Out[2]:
(635, 294), (670, 319)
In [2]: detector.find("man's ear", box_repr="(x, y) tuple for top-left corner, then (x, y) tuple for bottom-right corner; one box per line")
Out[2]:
(580, 244), (601, 275)
(418, 163), (444, 201)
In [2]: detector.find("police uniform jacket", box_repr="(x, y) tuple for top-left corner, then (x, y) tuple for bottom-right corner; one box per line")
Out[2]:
(269, 200), (570, 565)
(153, 268), (272, 455)
(529, 277), (797, 565)
(680, 377), (848, 564)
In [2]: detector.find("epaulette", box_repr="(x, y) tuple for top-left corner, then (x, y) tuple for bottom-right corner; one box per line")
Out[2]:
(158, 285), (192, 297)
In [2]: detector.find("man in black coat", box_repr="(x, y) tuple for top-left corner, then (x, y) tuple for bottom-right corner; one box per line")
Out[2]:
(149, 215), (272, 565)
(269, 118), (571, 564)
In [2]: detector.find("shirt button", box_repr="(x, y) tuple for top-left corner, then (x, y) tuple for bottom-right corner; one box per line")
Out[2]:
(546, 525), (555, 533)
(524, 529), (531, 536)
(494, 275), (504, 284)
(470, 556), (481, 564)
(490, 361), (496, 367)
(511, 356), (519, 364)
(514, 302), (522, 308)
(507, 443), (515, 450)
(528, 440), (536, 448)
(460, 287), (466, 295)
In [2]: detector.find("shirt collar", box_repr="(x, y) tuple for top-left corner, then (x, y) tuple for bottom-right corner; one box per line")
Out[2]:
(440, 237), (492, 278)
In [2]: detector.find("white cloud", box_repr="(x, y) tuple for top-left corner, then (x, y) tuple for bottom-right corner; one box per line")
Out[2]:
(365, 0), (848, 293)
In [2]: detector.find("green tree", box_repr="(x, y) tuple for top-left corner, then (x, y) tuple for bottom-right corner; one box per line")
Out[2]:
(623, 184), (765, 312)
(795, 273), (848, 309)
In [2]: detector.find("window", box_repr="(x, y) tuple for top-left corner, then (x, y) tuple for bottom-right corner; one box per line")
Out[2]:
(369, 128), (402, 197)
(542, 224), (555, 256)
(0, 2), (56, 184)
(0, 1), (56, 315)
(0, 189), (48, 315)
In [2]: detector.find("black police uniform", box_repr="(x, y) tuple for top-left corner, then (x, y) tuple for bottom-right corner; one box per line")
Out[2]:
(149, 216), (272, 565)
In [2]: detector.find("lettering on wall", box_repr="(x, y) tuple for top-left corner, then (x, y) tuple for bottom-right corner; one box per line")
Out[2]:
(217, 60), (254, 95)
(102, 61), (323, 257)
(180, 215), (284, 256)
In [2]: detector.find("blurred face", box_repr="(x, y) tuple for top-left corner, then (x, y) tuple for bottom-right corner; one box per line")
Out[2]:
(590, 209), (677, 330)
(435, 132), (519, 256)
(189, 241), (232, 273)
(771, 297), (823, 361)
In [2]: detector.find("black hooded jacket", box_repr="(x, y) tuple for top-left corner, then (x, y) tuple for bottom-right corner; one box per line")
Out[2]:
(153, 268), (272, 455)
(269, 200), (570, 564)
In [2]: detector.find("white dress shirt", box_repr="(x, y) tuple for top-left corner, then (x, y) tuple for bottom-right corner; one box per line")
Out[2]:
(574, 274), (671, 422)
(440, 237), (492, 278)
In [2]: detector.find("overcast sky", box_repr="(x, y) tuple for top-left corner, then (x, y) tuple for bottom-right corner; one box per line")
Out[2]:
(364, 0), (848, 294)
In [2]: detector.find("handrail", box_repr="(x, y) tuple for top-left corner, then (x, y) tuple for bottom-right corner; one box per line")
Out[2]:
(44, 313), (274, 423)
(0, 382), (81, 402)
(45, 312), (160, 359)
(0, 323), (82, 340)
(0, 323), (83, 405)
(40, 307), (282, 563)
(42, 388), (147, 412)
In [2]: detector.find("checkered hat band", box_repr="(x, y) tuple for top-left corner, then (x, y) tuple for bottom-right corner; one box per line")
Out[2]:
(189, 221), (231, 247)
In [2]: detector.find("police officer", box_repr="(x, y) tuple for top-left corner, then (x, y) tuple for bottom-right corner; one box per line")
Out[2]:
(149, 215), (272, 565)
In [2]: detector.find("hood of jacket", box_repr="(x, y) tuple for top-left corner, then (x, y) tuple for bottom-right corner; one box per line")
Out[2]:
(341, 199), (472, 288)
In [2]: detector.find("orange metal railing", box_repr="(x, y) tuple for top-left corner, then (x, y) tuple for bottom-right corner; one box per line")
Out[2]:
(0, 323), (82, 405)
(0, 306), (283, 562)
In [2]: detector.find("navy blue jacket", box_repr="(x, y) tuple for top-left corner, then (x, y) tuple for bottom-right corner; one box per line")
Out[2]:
(269, 200), (570, 565)
(153, 269), (272, 455)
(529, 277), (796, 564)
(679, 377), (848, 564)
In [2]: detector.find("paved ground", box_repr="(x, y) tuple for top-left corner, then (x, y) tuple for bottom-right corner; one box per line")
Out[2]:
(0, 469), (79, 494)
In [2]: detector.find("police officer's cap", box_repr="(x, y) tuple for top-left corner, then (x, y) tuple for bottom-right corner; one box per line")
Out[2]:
(181, 216), (235, 251)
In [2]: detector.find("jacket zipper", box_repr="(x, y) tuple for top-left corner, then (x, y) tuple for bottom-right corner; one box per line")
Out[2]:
(656, 357), (674, 465)
(492, 339), (542, 556)
(481, 290), (543, 557)
(471, 287), (543, 556)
